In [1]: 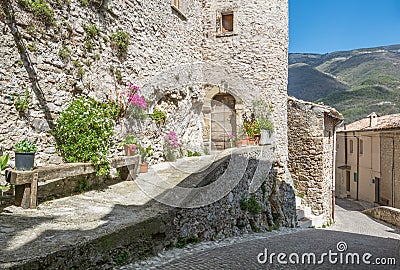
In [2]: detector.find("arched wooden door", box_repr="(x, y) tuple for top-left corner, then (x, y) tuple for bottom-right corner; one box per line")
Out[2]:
(211, 94), (237, 150)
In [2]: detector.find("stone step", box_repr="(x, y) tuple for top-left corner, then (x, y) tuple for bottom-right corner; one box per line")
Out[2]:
(298, 218), (312, 228)
(296, 209), (305, 220)
(311, 214), (325, 228)
(295, 196), (302, 208)
(295, 196), (325, 228)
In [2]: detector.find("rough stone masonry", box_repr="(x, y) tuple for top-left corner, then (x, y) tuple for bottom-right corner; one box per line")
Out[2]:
(0, 0), (289, 171)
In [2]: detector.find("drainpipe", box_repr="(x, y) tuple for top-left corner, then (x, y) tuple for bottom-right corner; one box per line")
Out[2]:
(332, 120), (344, 221)
(392, 137), (395, 207)
(344, 132), (348, 165)
(356, 134), (360, 201)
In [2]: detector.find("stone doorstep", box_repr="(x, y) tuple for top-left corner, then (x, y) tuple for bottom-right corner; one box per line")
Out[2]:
(295, 196), (324, 228)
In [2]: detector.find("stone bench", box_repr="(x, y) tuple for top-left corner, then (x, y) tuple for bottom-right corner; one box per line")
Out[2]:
(5, 156), (139, 209)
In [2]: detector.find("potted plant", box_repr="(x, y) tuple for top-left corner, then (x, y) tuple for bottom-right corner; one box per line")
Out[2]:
(257, 118), (274, 145)
(164, 131), (181, 162)
(228, 133), (240, 148)
(243, 121), (258, 145)
(237, 127), (248, 147)
(14, 140), (37, 171)
(252, 100), (274, 145)
(138, 145), (152, 173)
(120, 135), (138, 156)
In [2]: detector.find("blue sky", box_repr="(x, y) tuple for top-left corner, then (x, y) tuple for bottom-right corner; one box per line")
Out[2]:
(289, 0), (400, 54)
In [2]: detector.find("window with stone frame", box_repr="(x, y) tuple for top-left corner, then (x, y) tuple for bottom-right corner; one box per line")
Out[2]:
(349, 140), (354, 154)
(216, 10), (238, 37)
(359, 139), (363, 155)
(222, 13), (234, 32)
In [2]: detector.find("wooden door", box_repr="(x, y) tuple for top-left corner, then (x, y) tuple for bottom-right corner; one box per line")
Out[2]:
(211, 94), (236, 150)
(346, 171), (351, 192)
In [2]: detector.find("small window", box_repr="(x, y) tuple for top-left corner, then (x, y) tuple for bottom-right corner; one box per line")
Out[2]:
(216, 10), (238, 37)
(222, 13), (234, 32)
(349, 140), (354, 154)
(360, 139), (364, 155)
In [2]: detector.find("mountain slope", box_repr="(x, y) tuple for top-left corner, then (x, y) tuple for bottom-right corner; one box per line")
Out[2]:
(288, 63), (347, 101)
(289, 44), (400, 123)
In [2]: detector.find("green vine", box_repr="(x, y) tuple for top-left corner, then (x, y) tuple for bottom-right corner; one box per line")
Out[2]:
(149, 109), (167, 124)
(17, 0), (55, 24)
(111, 29), (130, 58)
(240, 195), (262, 214)
(13, 89), (30, 112)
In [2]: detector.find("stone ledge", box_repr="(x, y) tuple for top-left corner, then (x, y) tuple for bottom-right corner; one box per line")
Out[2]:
(363, 206), (400, 228)
(0, 149), (296, 269)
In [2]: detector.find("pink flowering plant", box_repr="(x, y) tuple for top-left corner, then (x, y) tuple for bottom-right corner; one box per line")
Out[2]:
(228, 133), (238, 142)
(164, 131), (181, 161)
(110, 83), (147, 120)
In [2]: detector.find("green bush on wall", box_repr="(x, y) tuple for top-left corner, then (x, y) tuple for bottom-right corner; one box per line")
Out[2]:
(111, 29), (130, 58)
(53, 97), (119, 175)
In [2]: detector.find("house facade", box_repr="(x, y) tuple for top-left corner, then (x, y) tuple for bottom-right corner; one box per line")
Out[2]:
(336, 113), (400, 208)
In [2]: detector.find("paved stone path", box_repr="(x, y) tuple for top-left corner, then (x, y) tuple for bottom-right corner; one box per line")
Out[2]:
(122, 198), (400, 269)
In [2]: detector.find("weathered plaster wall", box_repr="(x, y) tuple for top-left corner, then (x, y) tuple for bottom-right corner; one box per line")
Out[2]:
(287, 98), (339, 223)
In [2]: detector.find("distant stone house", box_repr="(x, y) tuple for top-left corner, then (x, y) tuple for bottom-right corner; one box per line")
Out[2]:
(336, 112), (400, 208)
(287, 97), (343, 224)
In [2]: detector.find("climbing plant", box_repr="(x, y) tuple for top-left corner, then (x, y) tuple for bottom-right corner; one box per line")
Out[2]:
(17, 0), (55, 24)
(111, 29), (130, 58)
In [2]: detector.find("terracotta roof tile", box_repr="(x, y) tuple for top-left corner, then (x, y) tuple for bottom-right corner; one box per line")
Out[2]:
(338, 113), (400, 132)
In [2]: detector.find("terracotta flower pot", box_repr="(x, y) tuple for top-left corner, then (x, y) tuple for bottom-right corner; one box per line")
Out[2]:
(254, 134), (261, 145)
(140, 163), (149, 173)
(248, 139), (255, 146)
(124, 144), (137, 156)
(240, 139), (248, 147)
(236, 141), (242, 148)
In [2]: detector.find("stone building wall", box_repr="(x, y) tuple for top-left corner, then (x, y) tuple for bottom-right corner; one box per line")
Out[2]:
(287, 97), (342, 223)
(380, 134), (400, 208)
(0, 0), (289, 170)
(202, 0), (289, 165)
(0, 0), (204, 165)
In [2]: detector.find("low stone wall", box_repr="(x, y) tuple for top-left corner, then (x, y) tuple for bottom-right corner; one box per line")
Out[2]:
(2, 149), (296, 269)
(363, 206), (400, 228)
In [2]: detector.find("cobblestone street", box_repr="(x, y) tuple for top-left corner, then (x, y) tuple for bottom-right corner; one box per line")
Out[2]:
(122, 199), (400, 269)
